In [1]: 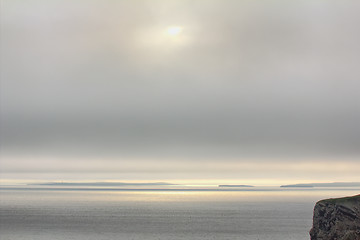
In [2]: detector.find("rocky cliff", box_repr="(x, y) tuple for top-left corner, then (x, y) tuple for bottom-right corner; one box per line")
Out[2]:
(310, 194), (360, 240)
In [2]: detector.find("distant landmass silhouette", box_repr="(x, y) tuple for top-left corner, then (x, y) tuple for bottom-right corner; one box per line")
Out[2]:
(281, 182), (360, 188)
(30, 182), (177, 186)
(218, 185), (254, 187)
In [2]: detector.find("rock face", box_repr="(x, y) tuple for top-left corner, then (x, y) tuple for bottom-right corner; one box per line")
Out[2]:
(310, 194), (360, 240)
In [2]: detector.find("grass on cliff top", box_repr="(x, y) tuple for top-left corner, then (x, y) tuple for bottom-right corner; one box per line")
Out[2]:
(319, 194), (360, 204)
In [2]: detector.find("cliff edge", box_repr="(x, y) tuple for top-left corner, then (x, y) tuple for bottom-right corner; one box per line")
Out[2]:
(310, 194), (360, 240)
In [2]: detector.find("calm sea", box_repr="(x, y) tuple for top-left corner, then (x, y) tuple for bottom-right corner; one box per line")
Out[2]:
(1, 187), (359, 240)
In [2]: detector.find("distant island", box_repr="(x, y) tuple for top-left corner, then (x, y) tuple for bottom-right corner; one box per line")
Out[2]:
(281, 184), (314, 188)
(218, 185), (254, 187)
(30, 182), (177, 186)
(281, 182), (360, 188)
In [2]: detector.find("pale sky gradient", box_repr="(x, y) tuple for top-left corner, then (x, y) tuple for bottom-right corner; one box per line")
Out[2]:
(1, 0), (360, 185)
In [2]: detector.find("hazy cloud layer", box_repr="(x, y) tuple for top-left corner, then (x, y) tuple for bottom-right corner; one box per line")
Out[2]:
(1, 0), (360, 180)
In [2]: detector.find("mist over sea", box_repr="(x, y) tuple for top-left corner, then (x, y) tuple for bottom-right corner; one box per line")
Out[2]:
(1, 187), (359, 240)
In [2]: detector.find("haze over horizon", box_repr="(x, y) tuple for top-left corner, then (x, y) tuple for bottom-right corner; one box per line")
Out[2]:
(1, 0), (359, 185)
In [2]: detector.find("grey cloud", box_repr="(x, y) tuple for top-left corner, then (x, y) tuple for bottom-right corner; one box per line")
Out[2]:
(1, 0), (360, 165)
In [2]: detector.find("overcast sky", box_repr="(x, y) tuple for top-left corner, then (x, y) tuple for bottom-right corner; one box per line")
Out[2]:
(1, 0), (360, 184)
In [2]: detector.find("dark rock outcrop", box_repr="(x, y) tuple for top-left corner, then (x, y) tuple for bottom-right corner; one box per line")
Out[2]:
(310, 194), (360, 240)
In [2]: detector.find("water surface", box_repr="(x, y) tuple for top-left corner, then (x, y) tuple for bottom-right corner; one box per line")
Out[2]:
(1, 187), (359, 240)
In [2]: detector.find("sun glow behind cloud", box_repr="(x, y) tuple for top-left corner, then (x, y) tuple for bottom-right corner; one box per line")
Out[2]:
(166, 26), (182, 36)
(135, 25), (190, 52)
